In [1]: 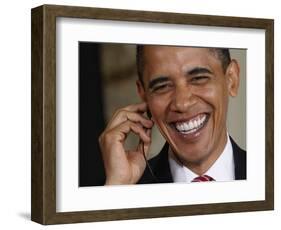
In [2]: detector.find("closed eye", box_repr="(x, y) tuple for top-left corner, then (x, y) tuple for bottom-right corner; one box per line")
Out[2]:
(151, 83), (173, 93)
(190, 76), (210, 84)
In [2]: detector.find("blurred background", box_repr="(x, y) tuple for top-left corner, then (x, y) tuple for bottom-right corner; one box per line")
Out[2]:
(79, 42), (246, 186)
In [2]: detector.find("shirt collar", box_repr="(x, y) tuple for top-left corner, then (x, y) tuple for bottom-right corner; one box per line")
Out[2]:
(168, 135), (235, 183)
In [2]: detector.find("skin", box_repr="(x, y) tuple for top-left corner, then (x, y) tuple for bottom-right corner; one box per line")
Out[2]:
(99, 46), (240, 184)
(99, 102), (153, 184)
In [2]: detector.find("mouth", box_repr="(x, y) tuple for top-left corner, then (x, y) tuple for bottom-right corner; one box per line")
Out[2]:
(170, 113), (210, 136)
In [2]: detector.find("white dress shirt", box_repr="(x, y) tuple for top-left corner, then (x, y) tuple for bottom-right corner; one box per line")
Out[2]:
(168, 135), (235, 183)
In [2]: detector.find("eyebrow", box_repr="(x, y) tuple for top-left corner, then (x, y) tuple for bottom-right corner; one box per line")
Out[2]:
(187, 67), (213, 75)
(148, 76), (169, 89)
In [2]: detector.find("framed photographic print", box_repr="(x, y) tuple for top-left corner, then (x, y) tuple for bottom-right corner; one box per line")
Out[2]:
(31, 4), (274, 225)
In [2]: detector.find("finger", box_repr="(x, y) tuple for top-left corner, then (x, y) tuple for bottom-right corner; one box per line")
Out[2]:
(122, 102), (147, 113)
(144, 128), (152, 156)
(137, 128), (152, 158)
(106, 110), (153, 130)
(108, 102), (147, 124)
(111, 120), (151, 144)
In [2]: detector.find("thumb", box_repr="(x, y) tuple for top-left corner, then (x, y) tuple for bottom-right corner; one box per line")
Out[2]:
(142, 128), (152, 157)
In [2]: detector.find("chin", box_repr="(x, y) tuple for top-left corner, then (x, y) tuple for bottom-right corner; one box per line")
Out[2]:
(172, 141), (210, 164)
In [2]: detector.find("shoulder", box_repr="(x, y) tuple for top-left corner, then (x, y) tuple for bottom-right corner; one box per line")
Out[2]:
(230, 136), (247, 180)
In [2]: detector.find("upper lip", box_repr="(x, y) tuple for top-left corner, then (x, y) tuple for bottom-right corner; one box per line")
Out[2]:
(167, 112), (210, 124)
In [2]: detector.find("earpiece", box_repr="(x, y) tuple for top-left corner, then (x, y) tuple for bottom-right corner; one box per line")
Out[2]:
(147, 109), (152, 119)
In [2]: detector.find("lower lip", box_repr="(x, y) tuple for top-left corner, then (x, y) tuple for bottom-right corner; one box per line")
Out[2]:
(170, 115), (209, 141)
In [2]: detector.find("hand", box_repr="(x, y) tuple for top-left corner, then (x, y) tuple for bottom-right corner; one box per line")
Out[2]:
(98, 102), (154, 185)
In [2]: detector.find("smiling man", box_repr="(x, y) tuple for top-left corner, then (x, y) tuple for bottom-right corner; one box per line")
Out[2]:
(99, 45), (246, 185)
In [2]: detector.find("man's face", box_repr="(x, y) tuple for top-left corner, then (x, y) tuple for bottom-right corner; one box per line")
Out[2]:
(137, 46), (239, 168)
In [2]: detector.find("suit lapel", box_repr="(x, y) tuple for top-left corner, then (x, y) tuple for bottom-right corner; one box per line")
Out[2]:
(138, 143), (173, 184)
(153, 143), (173, 183)
(230, 137), (247, 180)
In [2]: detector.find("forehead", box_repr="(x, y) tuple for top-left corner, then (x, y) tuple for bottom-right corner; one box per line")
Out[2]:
(142, 46), (222, 76)
(143, 46), (214, 62)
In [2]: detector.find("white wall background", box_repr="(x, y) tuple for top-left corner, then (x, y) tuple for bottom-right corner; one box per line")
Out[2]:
(0, 0), (278, 229)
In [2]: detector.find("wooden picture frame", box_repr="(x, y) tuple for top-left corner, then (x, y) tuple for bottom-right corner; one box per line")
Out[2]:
(31, 4), (274, 225)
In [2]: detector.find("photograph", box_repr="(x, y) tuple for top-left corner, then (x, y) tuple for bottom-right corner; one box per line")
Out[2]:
(79, 43), (247, 187)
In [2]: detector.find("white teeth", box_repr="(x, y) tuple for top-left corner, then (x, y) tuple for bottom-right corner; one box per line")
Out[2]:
(179, 123), (183, 130)
(175, 114), (207, 134)
(183, 123), (188, 130)
(190, 121), (194, 129)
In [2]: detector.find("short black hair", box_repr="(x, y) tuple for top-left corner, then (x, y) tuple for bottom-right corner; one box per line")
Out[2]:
(136, 45), (231, 85)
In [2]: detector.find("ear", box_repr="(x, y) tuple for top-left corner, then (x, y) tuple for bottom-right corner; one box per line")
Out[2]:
(226, 59), (240, 97)
(136, 80), (147, 102)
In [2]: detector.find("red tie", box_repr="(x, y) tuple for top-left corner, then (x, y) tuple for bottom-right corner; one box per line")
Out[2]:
(192, 175), (215, 182)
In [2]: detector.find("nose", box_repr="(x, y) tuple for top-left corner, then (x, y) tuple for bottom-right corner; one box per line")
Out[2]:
(170, 84), (197, 112)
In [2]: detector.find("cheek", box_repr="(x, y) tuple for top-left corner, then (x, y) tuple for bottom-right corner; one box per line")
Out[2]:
(201, 86), (229, 124)
(147, 96), (169, 121)
(196, 81), (228, 107)
(194, 86), (217, 108)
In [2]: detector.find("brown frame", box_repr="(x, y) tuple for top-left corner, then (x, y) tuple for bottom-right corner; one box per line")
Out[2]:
(31, 4), (274, 225)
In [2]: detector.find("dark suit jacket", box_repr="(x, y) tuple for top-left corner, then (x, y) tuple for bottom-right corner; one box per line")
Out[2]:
(138, 137), (246, 184)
